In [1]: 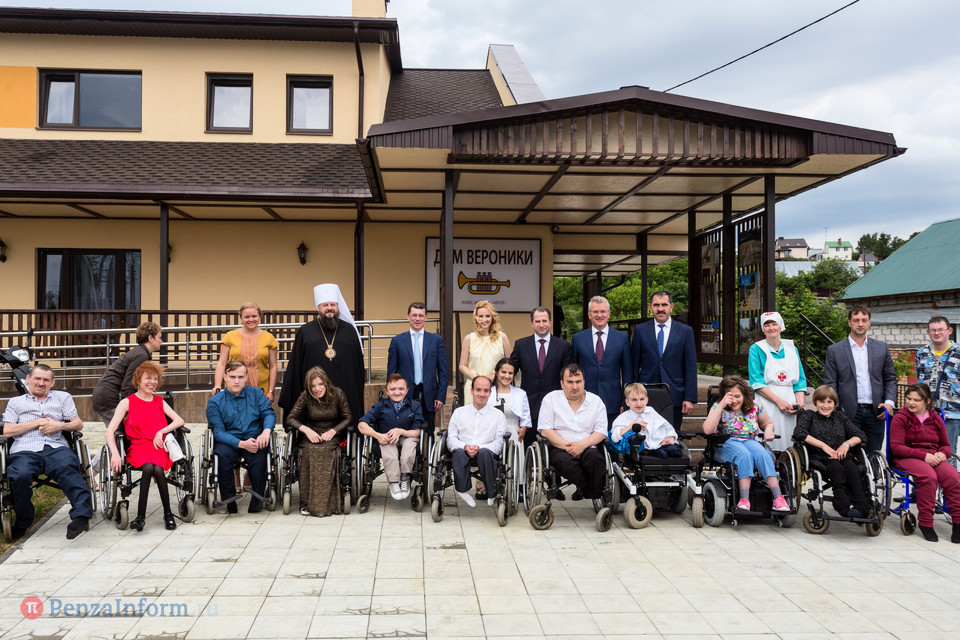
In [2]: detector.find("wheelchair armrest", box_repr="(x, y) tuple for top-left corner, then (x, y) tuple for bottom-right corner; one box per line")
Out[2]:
(677, 431), (697, 440)
(180, 426), (191, 435)
(705, 432), (730, 445)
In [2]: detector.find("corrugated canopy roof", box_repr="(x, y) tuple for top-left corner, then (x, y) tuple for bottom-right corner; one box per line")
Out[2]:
(843, 218), (960, 300)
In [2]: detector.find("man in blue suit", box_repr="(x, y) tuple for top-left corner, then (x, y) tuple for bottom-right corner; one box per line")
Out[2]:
(388, 302), (448, 434)
(571, 296), (634, 428)
(631, 291), (698, 428)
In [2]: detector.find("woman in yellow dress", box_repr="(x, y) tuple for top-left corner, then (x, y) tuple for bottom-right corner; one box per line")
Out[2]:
(213, 301), (279, 401)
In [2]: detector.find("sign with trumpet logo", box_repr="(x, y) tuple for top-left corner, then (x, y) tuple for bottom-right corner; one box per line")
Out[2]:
(426, 238), (541, 312)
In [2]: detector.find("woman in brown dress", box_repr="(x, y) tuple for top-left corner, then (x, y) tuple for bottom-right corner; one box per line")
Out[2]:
(284, 366), (352, 516)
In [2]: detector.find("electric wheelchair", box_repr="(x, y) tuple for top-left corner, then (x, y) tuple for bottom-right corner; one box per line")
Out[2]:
(692, 386), (799, 528)
(1, 430), (96, 541)
(788, 436), (886, 536)
(97, 414), (196, 529)
(426, 399), (520, 526)
(276, 422), (357, 515)
(197, 423), (279, 514)
(609, 383), (697, 529)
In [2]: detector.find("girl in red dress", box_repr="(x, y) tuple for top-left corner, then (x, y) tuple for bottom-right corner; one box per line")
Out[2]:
(105, 361), (185, 531)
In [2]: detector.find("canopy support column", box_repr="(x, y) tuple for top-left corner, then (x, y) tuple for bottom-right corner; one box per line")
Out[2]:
(639, 233), (648, 321)
(354, 203), (366, 320)
(721, 194), (735, 375)
(762, 175), (776, 313)
(440, 170), (455, 383)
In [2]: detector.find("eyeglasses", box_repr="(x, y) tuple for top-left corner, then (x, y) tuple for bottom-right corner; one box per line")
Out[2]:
(928, 328), (949, 334)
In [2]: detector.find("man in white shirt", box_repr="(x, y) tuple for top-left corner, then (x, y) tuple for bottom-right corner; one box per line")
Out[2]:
(446, 375), (507, 507)
(538, 363), (609, 500)
(2, 365), (91, 540)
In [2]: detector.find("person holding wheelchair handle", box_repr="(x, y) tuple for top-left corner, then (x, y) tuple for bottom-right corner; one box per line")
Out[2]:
(206, 361), (275, 514)
(792, 384), (869, 519)
(890, 383), (960, 543)
(105, 361), (184, 531)
(357, 374), (424, 501)
(702, 375), (789, 512)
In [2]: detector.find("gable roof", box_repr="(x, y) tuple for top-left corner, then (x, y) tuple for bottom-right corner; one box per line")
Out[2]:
(384, 69), (503, 122)
(776, 238), (808, 248)
(843, 218), (960, 300)
(825, 240), (853, 248)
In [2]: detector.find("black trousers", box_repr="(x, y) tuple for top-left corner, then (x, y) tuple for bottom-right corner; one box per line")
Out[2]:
(823, 455), (870, 515)
(452, 448), (498, 495)
(549, 445), (605, 499)
(215, 441), (268, 508)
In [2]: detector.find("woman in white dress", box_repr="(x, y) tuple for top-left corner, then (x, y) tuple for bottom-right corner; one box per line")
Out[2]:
(458, 300), (511, 406)
(490, 358), (532, 443)
(748, 311), (807, 451)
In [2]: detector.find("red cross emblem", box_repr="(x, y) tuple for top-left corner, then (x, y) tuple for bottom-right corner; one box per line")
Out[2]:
(777, 371), (787, 383)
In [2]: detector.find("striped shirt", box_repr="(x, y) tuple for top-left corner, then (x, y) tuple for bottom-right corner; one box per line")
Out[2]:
(1, 390), (78, 454)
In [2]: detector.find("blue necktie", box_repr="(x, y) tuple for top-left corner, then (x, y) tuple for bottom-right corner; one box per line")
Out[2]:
(657, 324), (665, 357)
(413, 332), (423, 385)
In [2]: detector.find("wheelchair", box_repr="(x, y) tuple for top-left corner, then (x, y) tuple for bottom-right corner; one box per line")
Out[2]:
(1, 430), (96, 541)
(426, 399), (520, 527)
(97, 423), (196, 529)
(523, 435), (619, 532)
(609, 384), (696, 529)
(276, 424), (357, 515)
(788, 438), (886, 536)
(881, 408), (957, 535)
(355, 419), (431, 514)
(197, 424), (278, 514)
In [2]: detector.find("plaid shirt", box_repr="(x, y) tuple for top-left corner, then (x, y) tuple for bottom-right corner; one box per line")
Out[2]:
(2, 390), (78, 455)
(916, 342), (960, 419)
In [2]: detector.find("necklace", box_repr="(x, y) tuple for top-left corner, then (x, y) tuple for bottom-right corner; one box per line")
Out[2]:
(318, 319), (338, 360)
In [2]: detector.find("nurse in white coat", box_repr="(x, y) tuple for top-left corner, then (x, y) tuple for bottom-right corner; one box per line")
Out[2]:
(748, 311), (807, 451)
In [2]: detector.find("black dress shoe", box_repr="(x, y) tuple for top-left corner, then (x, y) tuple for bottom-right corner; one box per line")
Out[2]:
(248, 502), (263, 514)
(227, 502), (239, 514)
(130, 518), (145, 532)
(572, 488), (584, 501)
(474, 489), (488, 501)
(952, 523), (960, 544)
(163, 512), (177, 530)
(11, 524), (29, 540)
(554, 489), (565, 501)
(66, 516), (88, 540)
(919, 525), (939, 542)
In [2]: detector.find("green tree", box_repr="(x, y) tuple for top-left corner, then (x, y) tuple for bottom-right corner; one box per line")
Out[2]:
(809, 258), (860, 291)
(856, 232), (911, 261)
(775, 270), (849, 382)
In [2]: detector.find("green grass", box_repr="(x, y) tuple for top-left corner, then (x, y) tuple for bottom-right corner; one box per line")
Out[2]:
(1, 485), (64, 554)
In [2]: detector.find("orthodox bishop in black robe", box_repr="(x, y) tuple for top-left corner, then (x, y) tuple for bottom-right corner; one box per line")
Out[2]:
(279, 284), (365, 422)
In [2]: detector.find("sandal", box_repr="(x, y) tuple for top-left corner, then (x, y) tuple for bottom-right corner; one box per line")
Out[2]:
(163, 512), (177, 531)
(130, 518), (145, 532)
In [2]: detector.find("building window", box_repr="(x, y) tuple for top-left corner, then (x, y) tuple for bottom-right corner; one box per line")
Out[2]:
(207, 74), (253, 132)
(287, 76), (332, 134)
(38, 249), (141, 310)
(39, 71), (141, 130)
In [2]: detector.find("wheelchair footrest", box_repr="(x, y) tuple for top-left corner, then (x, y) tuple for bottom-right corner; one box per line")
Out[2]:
(214, 493), (244, 509)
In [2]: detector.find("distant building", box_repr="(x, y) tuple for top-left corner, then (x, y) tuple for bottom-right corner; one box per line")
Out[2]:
(842, 218), (960, 348)
(774, 237), (809, 259)
(823, 238), (854, 260)
(857, 252), (878, 268)
(808, 248), (825, 262)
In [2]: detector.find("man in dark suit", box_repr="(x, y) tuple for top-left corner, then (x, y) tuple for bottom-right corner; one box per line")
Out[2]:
(571, 296), (634, 427)
(631, 291), (698, 428)
(823, 304), (896, 453)
(510, 306), (572, 447)
(387, 302), (448, 434)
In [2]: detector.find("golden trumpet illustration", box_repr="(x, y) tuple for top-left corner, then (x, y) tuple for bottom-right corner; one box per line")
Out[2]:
(457, 271), (511, 295)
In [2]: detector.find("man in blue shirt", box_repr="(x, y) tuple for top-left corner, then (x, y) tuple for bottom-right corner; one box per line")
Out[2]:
(206, 361), (275, 513)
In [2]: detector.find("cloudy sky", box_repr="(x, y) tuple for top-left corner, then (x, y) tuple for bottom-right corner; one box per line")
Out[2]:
(8, 0), (958, 248)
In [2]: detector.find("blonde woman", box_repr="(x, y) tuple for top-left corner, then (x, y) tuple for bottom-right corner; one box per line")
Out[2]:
(213, 302), (279, 401)
(459, 300), (511, 406)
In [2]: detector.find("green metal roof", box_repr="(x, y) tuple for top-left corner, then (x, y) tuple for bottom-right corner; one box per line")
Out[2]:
(825, 241), (853, 248)
(842, 217), (960, 300)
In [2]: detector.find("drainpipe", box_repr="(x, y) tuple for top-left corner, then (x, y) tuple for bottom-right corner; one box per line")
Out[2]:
(353, 23), (365, 139)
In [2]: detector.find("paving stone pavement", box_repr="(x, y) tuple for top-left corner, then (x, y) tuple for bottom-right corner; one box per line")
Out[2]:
(1, 424), (959, 639)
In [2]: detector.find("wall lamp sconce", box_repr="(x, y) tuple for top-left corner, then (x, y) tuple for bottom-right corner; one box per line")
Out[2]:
(167, 244), (173, 264)
(297, 241), (308, 265)
(0, 238), (6, 263)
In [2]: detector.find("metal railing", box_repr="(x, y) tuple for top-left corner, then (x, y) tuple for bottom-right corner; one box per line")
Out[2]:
(0, 317), (438, 393)
(797, 312), (835, 388)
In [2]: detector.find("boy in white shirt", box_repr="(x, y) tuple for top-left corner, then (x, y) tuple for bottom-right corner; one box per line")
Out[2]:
(609, 383), (682, 458)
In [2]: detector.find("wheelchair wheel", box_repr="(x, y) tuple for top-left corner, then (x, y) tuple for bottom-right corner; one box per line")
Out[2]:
(802, 509), (829, 534)
(2, 510), (12, 542)
(864, 514), (884, 537)
(702, 482), (726, 527)
(868, 452), (892, 517)
(509, 440), (523, 517)
(410, 489), (424, 513)
(430, 496), (444, 523)
(900, 511), (917, 535)
(672, 484), (689, 514)
(205, 488), (215, 515)
(523, 446), (543, 514)
(79, 443), (96, 516)
(265, 486), (277, 512)
(596, 506), (613, 532)
(624, 496), (653, 529)
(496, 498), (507, 528)
(97, 445), (117, 521)
(282, 490), (292, 515)
(115, 502), (128, 530)
(778, 448), (801, 510)
(178, 496), (195, 523)
(342, 491), (351, 515)
(357, 494), (370, 514)
(529, 504), (553, 530)
(690, 495), (704, 528)
(348, 434), (359, 505)
(171, 440), (196, 515)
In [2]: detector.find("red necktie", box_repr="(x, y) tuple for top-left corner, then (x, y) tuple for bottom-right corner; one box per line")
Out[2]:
(538, 339), (546, 372)
(595, 330), (604, 364)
